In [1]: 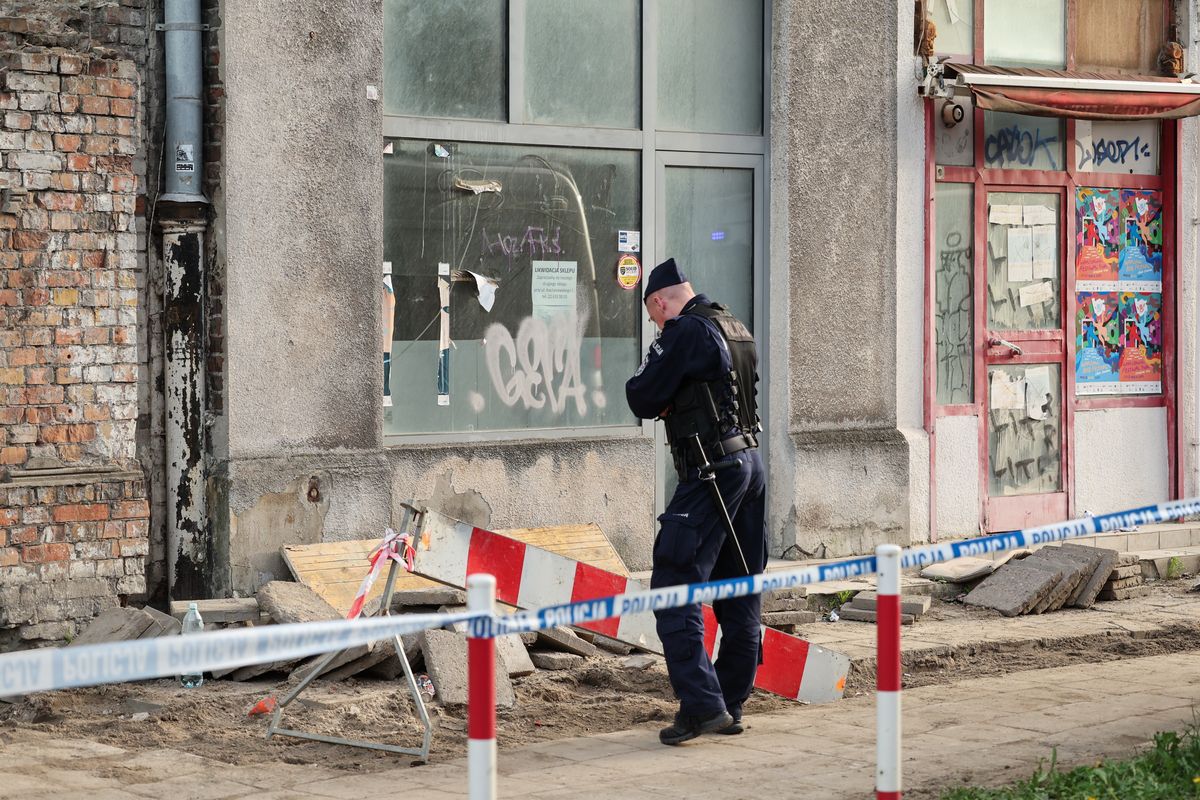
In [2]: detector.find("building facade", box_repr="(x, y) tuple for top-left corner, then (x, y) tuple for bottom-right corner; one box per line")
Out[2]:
(1, 0), (1197, 642)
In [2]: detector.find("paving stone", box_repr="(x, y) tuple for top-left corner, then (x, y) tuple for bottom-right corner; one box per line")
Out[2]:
(1116, 553), (1140, 566)
(363, 633), (423, 680)
(1062, 545), (1119, 608)
(420, 629), (513, 708)
(69, 607), (157, 646)
(590, 634), (634, 655)
(389, 587), (466, 609)
(620, 654), (660, 670)
(530, 651), (585, 670)
(920, 557), (996, 583)
(963, 562), (1060, 616)
(1098, 585), (1152, 601)
(848, 592), (931, 617)
(496, 633), (536, 677)
(536, 626), (600, 657)
(1039, 546), (1106, 610)
(1109, 565), (1143, 581)
(758, 594), (806, 614)
(139, 604), (181, 637)
(257, 582), (369, 680)
(1103, 576), (1145, 591)
(835, 605), (915, 625)
(762, 610), (819, 627)
(1022, 551), (1090, 613)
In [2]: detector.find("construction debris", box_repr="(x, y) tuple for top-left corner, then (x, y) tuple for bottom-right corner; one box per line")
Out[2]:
(962, 545), (1153, 616)
(70, 607), (168, 646)
(420, 629), (514, 708)
(256, 581), (369, 681)
(1098, 554), (1149, 600)
(835, 591), (929, 625)
(530, 651), (584, 671)
(168, 598), (262, 624)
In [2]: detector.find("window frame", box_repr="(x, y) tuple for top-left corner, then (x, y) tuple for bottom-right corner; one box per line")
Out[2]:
(381, 0), (771, 445)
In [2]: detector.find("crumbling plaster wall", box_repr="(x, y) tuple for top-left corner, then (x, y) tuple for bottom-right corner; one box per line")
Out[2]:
(769, 0), (914, 558)
(215, 0), (656, 596)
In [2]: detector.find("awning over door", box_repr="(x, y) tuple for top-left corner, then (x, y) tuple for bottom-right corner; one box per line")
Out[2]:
(941, 63), (1200, 121)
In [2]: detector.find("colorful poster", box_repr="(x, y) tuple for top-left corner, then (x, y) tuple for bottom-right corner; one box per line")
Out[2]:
(1117, 291), (1162, 392)
(1118, 189), (1162, 289)
(1074, 187), (1119, 289)
(1074, 291), (1120, 394)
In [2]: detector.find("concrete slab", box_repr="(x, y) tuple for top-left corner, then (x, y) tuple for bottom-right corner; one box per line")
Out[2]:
(963, 563), (1060, 616)
(835, 605), (915, 625)
(1062, 544), (1119, 608)
(848, 591), (931, 616)
(1098, 585), (1152, 601)
(69, 607), (158, 646)
(363, 633), (423, 679)
(1022, 551), (1090, 613)
(530, 651), (585, 670)
(496, 633), (536, 677)
(389, 587), (467, 608)
(420, 629), (514, 708)
(258, 582), (369, 680)
(536, 626), (600, 658)
(920, 557), (995, 583)
(139, 605), (182, 637)
(762, 610), (819, 626)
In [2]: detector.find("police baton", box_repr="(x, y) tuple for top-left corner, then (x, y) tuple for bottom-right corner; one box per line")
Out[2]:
(688, 434), (751, 576)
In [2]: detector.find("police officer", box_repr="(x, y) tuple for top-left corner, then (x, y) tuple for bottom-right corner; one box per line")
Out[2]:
(626, 258), (767, 746)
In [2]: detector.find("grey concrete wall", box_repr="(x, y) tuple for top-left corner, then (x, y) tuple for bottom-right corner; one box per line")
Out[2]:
(770, 0), (911, 556)
(213, 1), (659, 595)
(221, 0), (382, 458)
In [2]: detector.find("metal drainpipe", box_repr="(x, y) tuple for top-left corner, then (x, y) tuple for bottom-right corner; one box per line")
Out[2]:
(158, 0), (210, 599)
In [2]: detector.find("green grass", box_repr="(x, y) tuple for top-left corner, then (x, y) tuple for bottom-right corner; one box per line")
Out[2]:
(941, 727), (1200, 800)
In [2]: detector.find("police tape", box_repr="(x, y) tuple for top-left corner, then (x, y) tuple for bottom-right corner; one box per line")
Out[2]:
(0, 609), (479, 697)
(470, 497), (1200, 638)
(2, 497), (1198, 697)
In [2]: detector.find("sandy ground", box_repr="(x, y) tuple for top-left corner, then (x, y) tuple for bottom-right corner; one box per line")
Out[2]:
(3, 582), (1197, 777)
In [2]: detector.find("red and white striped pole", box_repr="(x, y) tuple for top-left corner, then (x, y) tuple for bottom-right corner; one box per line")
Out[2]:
(876, 544), (902, 800)
(467, 573), (497, 800)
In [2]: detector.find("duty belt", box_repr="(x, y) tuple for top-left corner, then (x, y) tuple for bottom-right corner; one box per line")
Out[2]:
(672, 432), (758, 481)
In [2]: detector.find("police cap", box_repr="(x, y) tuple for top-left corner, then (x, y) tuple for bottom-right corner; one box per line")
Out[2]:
(644, 257), (687, 301)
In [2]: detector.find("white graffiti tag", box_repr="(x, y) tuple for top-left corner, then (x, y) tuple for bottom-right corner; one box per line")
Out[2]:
(484, 315), (588, 415)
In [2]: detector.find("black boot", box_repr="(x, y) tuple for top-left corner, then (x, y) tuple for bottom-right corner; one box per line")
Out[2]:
(659, 709), (735, 746)
(716, 710), (743, 735)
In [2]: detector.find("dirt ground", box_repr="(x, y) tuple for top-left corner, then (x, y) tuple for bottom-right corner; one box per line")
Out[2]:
(0, 654), (794, 772)
(3, 583), (1198, 775)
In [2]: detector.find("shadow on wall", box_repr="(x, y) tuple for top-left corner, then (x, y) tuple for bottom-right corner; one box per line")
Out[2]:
(230, 473), (331, 592)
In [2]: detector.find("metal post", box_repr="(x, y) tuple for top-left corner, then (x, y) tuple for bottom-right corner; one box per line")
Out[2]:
(467, 574), (497, 800)
(876, 544), (902, 800)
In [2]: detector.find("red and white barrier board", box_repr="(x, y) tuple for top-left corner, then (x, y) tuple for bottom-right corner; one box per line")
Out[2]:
(409, 507), (850, 705)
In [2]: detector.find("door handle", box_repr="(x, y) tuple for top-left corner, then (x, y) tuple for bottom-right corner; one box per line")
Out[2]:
(988, 337), (1023, 356)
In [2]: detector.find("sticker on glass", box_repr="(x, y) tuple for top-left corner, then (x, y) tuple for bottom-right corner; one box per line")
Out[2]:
(616, 255), (641, 290)
(618, 230), (641, 253)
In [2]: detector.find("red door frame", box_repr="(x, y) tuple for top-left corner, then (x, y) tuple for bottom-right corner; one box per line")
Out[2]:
(924, 108), (1178, 536)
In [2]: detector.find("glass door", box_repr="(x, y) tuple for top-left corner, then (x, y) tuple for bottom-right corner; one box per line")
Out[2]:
(983, 188), (1069, 530)
(654, 154), (764, 513)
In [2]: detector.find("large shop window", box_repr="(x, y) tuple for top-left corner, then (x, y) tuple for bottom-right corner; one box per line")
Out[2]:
(384, 143), (641, 435)
(383, 1), (766, 439)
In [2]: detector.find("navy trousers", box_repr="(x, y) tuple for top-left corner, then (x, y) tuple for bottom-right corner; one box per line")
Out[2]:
(650, 447), (767, 719)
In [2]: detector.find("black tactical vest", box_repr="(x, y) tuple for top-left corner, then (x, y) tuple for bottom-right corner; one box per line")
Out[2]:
(662, 302), (760, 471)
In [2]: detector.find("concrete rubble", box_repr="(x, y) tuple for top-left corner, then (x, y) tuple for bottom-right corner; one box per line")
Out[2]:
(963, 545), (1134, 615)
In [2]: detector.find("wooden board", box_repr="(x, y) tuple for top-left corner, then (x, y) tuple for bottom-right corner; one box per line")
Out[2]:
(283, 522), (629, 616)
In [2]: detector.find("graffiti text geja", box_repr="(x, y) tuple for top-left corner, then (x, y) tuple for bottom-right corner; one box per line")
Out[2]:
(984, 124), (1059, 170)
(485, 313), (587, 415)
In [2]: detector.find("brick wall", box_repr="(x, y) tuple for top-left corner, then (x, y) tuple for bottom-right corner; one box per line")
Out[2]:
(0, 474), (148, 647)
(0, 1), (154, 647)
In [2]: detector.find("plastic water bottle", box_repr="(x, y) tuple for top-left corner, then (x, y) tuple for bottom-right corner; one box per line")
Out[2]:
(179, 602), (204, 689)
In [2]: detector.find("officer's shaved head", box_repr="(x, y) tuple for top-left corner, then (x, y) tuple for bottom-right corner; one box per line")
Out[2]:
(645, 282), (696, 330)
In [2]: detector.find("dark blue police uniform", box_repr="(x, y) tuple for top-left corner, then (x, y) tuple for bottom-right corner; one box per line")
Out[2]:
(626, 277), (767, 735)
